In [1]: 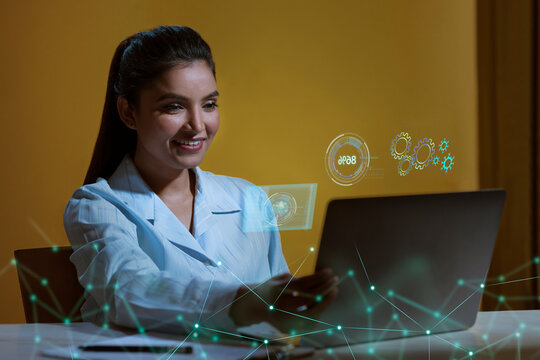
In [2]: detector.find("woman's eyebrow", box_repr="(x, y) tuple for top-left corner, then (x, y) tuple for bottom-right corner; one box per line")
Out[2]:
(156, 90), (219, 102)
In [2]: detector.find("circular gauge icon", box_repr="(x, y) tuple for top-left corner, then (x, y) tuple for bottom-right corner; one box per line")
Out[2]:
(325, 133), (370, 186)
(264, 192), (297, 226)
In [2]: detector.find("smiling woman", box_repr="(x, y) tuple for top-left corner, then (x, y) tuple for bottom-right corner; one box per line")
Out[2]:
(64, 25), (337, 334)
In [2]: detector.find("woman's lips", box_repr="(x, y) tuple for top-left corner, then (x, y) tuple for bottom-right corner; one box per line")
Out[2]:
(171, 139), (204, 151)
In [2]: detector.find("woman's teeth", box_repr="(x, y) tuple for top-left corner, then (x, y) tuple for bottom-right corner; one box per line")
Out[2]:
(174, 140), (202, 145)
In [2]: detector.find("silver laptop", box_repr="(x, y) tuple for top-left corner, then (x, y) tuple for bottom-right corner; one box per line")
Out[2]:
(300, 189), (505, 348)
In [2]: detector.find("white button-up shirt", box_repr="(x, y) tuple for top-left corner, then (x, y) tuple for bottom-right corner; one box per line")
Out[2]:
(63, 155), (289, 332)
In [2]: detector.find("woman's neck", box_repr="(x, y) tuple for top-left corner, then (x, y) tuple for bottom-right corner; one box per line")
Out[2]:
(131, 152), (195, 202)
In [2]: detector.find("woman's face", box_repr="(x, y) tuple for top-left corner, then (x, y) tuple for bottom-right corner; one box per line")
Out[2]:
(123, 60), (219, 175)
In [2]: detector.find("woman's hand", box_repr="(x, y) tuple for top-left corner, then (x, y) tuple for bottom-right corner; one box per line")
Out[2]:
(229, 268), (338, 333)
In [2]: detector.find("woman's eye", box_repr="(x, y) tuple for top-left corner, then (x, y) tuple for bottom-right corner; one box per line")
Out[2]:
(203, 101), (218, 110)
(164, 104), (183, 112)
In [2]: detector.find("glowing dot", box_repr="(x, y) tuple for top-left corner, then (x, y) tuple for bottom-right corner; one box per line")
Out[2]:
(29, 294), (37, 302)
(403, 330), (409, 336)
(387, 289), (394, 297)
(34, 336), (41, 343)
(457, 279), (464, 286)
(72, 352), (79, 358)
(469, 351), (473, 356)
(534, 256), (539, 264)
(392, 313), (399, 320)
(51, 246), (59, 253)
(217, 261), (222, 266)
(516, 332), (520, 337)
(326, 348), (334, 354)
(326, 329), (334, 335)
(309, 247), (315, 253)
(63, 318), (71, 324)
(426, 330), (431, 335)
(194, 323), (200, 328)
(263, 339), (269, 344)
(480, 283), (485, 289)
(482, 333), (488, 341)
(370, 285), (376, 291)
(368, 347), (375, 354)
(269, 305), (274, 311)
(519, 322), (526, 329)
(290, 329), (297, 336)
(251, 341), (258, 347)
(103, 304), (110, 312)
(86, 283), (93, 291)
(498, 275), (505, 282)
(193, 332), (199, 338)
(366, 306), (373, 313)
(337, 325), (342, 330)
(176, 314), (183, 322)
(212, 335), (219, 342)
(138, 327), (145, 334)
(10, 258), (17, 266)
(201, 352), (207, 358)
(347, 269), (355, 277)
(315, 294), (323, 302)
(41, 278), (48, 286)
(434, 311), (441, 318)
(498, 295), (505, 303)
(113, 282), (119, 290)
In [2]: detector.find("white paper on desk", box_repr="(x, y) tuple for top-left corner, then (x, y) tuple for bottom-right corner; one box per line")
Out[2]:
(40, 333), (265, 360)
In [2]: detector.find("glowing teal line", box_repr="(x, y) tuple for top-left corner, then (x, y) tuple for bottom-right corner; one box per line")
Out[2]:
(455, 332), (516, 360)
(487, 276), (540, 287)
(432, 288), (481, 330)
(342, 331), (357, 360)
(374, 291), (423, 330)
(354, 245), (371, 284)
(432, 334), (468, 352)
(163, 330), (193, 360)
(198, 326), (262, 342)
(204, 281), (267, 322)
(274, 328), (330, 341)
(428, 333), (431, 360)
(265, 344), (270, 360)
(222, 263), (269, 306)
(273, 253), (310, 304)
(275, 308), (334, 327)
(197, 272), (216, 324)
(344, 326), (422, 333)
(240, 343), (264, 360)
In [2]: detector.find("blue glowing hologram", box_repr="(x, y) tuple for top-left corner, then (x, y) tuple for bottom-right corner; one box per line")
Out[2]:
(325, 133), (370, 186)
(390, 132), (412, 160)
(242, 183), (317, 232)
(390, 133), (455, 176)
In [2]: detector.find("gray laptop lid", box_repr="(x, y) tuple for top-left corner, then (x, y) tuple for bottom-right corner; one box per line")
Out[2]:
(301, 190), (505, 348)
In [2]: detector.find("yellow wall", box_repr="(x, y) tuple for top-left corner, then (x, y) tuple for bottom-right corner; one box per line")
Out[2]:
(0, 0), (477, 323)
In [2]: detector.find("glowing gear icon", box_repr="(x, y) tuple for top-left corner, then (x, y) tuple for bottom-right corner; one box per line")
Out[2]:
(439, 139), (449, 153)
(432, 155), (440, 165)
(390, 132), (412, 160)
(441, 153), (455, 173)
(412, 138), (435, 170)
(398, 155), (413, 176)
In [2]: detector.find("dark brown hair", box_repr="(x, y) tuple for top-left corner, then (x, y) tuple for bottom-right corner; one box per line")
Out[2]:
(84, 25), (215, 185)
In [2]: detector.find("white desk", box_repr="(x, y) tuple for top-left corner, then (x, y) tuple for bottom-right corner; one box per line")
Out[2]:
(1, 310), (539, 359)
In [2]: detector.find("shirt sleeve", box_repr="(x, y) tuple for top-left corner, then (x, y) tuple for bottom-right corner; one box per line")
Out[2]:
(63, 186), (239, 334)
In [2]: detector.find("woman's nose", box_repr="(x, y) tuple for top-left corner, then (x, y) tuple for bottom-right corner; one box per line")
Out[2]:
(184, 108), (204, 133)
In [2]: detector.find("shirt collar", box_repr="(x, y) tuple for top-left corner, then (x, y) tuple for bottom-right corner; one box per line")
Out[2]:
(108, 155), (241, 221)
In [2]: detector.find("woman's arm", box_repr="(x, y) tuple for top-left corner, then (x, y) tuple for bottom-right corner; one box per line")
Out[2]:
(64, 186), (239, 333)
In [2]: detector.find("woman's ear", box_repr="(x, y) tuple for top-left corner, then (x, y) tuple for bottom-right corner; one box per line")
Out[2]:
(117, 96), (137, 130)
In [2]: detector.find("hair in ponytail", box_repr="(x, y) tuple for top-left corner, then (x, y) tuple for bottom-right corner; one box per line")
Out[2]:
(83, 25), (215, 185)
